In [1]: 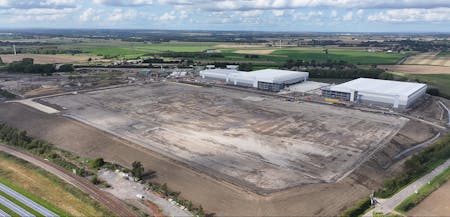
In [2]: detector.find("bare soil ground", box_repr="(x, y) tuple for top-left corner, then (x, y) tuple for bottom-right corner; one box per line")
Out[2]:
(41, 83), (406, 194)
(0, 88), (439, 216)
(0, 54), (90, 64)
(380, 65), (450, 74)
(403, 52), (450, 67)
(409, 180), (450, 216)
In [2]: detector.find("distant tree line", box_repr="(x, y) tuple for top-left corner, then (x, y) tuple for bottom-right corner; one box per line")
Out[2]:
(283, 59), (356, 69)
(6, 58), (55, 75)
(308, 68), (391, 80)
(4, 58), (74, 75)
(160, 52), (224, 58)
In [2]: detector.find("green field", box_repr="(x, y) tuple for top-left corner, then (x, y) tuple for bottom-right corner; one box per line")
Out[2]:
(438, 51), (450, 56)
(405, 74), (450, 98)
(69, 41), (218, 59)
(271, 48), (405, 65)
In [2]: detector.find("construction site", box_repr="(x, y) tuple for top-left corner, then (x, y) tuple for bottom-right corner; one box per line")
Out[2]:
(38, 82), (407, 193)
(0, 68), (449, 216)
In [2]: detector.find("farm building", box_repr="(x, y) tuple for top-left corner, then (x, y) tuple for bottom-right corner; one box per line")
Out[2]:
(322, 78), (427, 109)
(199, 68), (309, 92)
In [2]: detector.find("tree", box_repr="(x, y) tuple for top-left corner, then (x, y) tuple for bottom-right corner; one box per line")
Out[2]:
(92, 158), (105, 169)
(0, 57), (4, 65)
(131, 161), (144, 180)
(58, 64), (75, 72)
(197, 205), (205, 217)
(161, 183), (168, 196)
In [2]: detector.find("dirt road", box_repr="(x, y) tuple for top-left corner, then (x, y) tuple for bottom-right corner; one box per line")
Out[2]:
(0, 144), (137, 217)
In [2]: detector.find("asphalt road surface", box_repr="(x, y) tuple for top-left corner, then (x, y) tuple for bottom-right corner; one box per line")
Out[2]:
(0, 182), (58, 217)
(0, 194), (35, 217)
(0, 144), (137, 217)
(366, 158), (450, 216)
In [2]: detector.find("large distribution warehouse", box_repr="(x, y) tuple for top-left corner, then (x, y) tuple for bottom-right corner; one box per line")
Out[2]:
(322, 78), (427, 109)
(199, 68), (309, 92)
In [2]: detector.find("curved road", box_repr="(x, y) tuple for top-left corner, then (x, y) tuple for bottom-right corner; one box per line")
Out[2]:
(0, 144), (137, 217)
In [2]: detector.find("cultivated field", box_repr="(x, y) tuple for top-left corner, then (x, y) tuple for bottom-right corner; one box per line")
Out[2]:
(380, 65), (450, 75)
(0, 54), (90, 64)
(408, 176), (450, 216)
(403, 52), (450, 67)
(41, 83), (406, 193)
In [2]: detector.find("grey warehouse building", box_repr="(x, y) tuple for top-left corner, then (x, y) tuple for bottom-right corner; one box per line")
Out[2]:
(322, 78), (427, 109)
(199, 68), (309, 92)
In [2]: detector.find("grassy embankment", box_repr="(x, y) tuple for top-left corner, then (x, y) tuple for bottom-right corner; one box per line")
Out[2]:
(340, 134), (450, 217)
(390, 72), (450, 99)
(395, 166), (450, 213)
(0, 152), (111, 217)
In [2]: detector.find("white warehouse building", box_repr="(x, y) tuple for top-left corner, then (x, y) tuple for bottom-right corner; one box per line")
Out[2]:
(199, 68), (309, 92)
(322, 78), (427, 109)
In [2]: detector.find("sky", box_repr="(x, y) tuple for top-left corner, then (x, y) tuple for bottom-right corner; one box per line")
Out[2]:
(0, 0), (449, 32)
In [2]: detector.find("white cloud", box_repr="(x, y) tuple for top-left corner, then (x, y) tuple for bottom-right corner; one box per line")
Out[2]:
(108, 9), (138, 21)
(80, 8), (100, 22)
(272, 10), (285, 17)
(368, 7), (450, 22)
(0, 0), (76, 9)
(159, 11), (176, 21)
(343, 11), (353, 21)
(93, 0), (153, 7)
(159, 0), (450, 11)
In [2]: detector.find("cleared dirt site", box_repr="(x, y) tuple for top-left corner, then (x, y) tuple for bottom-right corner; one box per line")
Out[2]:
(41, 82), (406, 193)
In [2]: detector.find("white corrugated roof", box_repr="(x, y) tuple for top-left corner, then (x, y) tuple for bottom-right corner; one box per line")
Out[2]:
(250, 69), (309, 83)
(330, 78), (427, 97)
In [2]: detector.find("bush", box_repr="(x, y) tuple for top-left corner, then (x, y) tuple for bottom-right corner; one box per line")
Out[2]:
(91, 158), (105, 169)
(91, 176), (101, 185)
(427, 87), (440, 97)
(339, 197), (371, 217)
(58, 64), (74, 72)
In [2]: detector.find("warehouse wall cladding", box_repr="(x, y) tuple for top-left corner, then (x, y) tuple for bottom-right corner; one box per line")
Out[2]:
(322, 78), (427, 109)
(199, 67), (309, 92)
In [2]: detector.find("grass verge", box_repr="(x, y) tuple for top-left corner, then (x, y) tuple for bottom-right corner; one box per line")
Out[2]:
(0, 203), (20, 217)
(0, 189), (44, 217)
(395, 166), (450, 213)
(0, 151), (114, 217)
(339, 196), (371, 217)
(0, 175), (67, 216)
(376, 134), (450, 198)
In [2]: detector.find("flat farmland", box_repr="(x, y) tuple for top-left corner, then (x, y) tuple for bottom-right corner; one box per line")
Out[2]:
(380, 65), (450, 75)
(271, 48), (405, 65)
(409, 179), (450, 216)
(41, 82), (407, 194)
(0, 54), (90, 64)
(404, 52), (450, 67)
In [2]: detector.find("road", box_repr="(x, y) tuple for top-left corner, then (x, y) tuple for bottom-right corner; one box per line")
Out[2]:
(0, 194), (34, 217)
(438, 101), (450, 126)
(0, 144), (137, 217)
(0, 207), (11, 217)
(0, 182), (58, 217)
(365, 158), (450, 216)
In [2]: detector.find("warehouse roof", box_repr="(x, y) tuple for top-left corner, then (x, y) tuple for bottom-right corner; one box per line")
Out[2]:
(330, 78), (427, 97)
(249, 69), (309, 83)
